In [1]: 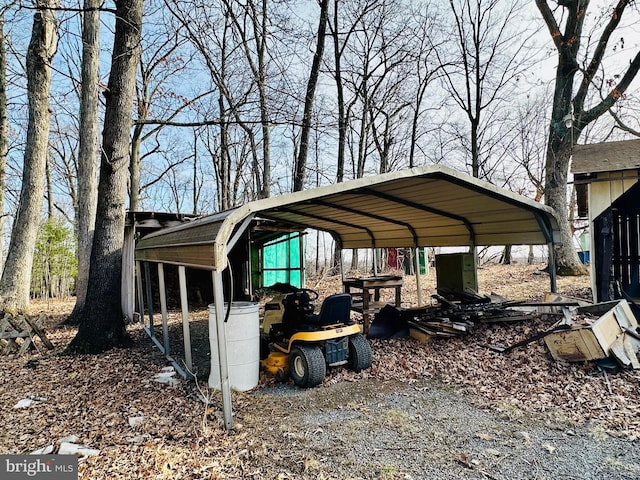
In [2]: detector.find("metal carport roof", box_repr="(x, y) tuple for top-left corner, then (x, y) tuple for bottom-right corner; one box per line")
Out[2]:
(135, 165), (560, 270)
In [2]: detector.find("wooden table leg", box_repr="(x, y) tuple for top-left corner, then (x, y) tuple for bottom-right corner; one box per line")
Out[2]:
(374, 287), (381, 302)
(363, 289), (370, 333)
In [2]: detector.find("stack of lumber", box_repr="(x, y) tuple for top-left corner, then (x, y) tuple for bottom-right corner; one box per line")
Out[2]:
(0, 313), (54, 355)
(402, 294), (536, 338)
(408, 317), (472, 337)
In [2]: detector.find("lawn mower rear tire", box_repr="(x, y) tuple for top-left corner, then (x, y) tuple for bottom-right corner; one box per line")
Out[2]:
(347, 334), (373, 372)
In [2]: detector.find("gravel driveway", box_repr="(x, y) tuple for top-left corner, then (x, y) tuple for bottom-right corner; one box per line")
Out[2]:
(234, 378), (640, 480)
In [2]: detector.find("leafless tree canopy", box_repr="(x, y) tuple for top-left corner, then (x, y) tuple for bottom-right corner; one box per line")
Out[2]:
(1, 0), (640, 317)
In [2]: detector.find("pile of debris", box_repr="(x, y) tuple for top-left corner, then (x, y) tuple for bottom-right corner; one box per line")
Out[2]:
(0, 312), (54, 355)
(404, 291), (534, 338)
(369, 283), (640, 372)
(407, 291), (640, 370)
(543, 299), (640, 369)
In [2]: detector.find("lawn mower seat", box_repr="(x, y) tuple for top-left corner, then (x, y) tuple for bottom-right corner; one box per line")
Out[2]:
(282, 291), (316, 336)
(312, 293), (353, 326)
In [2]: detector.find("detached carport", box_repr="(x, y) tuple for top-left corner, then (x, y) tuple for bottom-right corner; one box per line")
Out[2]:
(134, 165), (561, 428)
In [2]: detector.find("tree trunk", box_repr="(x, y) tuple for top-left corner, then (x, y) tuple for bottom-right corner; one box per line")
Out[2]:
(66, 0), (143, 353)
(409, 105), (420, 169)
(293, 0), (329, 192)
(331, 0), (346, 183)
(257, 0), (270, 199)
(544, 134), (586, 275)
(543, 33), (587, 276)
(350, 249), (359, 272)
(356, 95), (369, 178)
(329, 0), (345, 276)
(192, 129), (199, 214)
(470, 118), (480, 178)
(0, 12), (8, 274)
(544, 48), (584, 274)
(218, 92), (231, 210)
(500, 245), (512, 265)
(0, 0), (58, 312)
(129, 53), (147, 212)
(66, 0), (101, 325)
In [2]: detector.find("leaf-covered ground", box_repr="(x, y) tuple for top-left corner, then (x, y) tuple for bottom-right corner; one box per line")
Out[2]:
(2, 264), (639, 479)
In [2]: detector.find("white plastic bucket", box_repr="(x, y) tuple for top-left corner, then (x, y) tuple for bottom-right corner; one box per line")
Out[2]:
(208, 301), (259, 391)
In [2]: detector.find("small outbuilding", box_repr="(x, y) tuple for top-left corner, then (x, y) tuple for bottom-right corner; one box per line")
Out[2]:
(572, 139), (640, 303)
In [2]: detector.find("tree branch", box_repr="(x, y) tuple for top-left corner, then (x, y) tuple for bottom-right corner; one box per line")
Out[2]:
(23, 5), (116, 14)
(582, 49), (640, 125)
(535, 0), (563, 51)
(608, 108), (640, 137)
(574, 0), (628, 113)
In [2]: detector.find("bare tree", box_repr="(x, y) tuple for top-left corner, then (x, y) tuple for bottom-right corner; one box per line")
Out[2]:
(510, 94), (548, 203)
(327, 0), (383, 182)
(405, 3), (447, 168)
(0, 5), (11, 274)
(345, 1), (417, 177)
(293, 0), (329, 192)
(439, 0), (532, 179)
(166, 0), (267, 207)
(48, 117), (78, 224)
(0, 0), (59, 312)
(326, 0), (388, 273)
(66, 0), (101, 324)
(500, 92), (550, 264)
(67, 0), (143, 353)
(333, 0), (412, 268)
(129, 1), (214, 211)
(221, 0), (272, 198)
(536, 0), (640, 275)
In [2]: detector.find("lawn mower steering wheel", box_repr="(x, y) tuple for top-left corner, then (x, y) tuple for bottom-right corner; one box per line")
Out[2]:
(298, 288), (319, 300)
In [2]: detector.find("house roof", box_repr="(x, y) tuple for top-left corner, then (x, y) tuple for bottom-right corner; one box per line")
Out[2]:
(572, 139), (640, 174)
(135, 165), (560, 271)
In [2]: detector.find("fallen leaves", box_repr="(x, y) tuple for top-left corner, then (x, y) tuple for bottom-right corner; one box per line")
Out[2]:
(309, 264), (640, 441)
(1, 264), (639, 479)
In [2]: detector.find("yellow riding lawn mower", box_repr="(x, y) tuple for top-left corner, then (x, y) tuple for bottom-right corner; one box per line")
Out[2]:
(260, 285), (373, 388)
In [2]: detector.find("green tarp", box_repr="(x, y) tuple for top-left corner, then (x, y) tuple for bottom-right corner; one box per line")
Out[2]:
(262, 233), (303, 288)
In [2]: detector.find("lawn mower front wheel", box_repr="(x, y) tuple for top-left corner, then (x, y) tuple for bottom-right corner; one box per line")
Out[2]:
(289, 345), (326, 388)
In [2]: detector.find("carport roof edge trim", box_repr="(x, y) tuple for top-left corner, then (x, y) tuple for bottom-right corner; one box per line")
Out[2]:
(135, 165), (560, 271)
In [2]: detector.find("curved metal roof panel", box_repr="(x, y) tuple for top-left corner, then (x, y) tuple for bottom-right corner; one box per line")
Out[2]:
(135, 165), (560, 270)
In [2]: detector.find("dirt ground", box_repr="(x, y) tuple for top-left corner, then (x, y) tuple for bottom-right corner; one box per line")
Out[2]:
(2, 264), (640, 479)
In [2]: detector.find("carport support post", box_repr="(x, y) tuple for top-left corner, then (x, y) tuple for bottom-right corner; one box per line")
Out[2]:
(373, 248), (378, 276)
(135, 261), (145, 326)
(414, 247), (423, 306)
(178, 266), (193, 373)
(158, 263), (170, 355)
(548, 243), (557, 293)
(144, 262), (155, 337)
(212, 270), (233, 430)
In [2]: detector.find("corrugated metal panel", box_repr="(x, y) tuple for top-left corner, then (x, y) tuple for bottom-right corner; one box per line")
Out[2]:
(135, 165), (560, 271)
(135, 210), (231, 268)
(135, 244), (217, 270)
